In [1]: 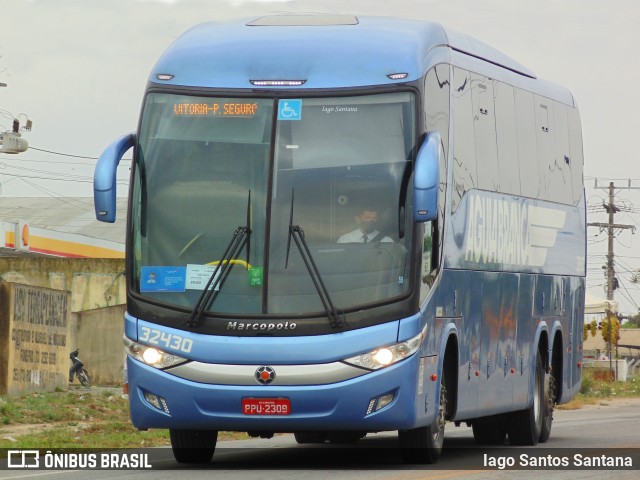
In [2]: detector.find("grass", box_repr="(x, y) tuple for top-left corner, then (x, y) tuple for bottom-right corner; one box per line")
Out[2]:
(0, 389), (171, 449)
(1, 370), (638, 448)
(579, 368), (639, 397)
(0, 388), (249, 449)
(557, 368), (640, 410)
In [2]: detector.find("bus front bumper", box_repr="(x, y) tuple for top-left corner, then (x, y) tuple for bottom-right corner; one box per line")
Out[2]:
(127, 355), (439, 432)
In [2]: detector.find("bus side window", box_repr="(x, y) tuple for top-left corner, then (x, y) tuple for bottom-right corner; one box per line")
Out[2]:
(515, 89), (539, 199)
(452, 68), (477, 212)
(567, 106), (584, 206)
(535, 96), (556, 202)
(423, 65), (450, 165)
(471, 73), (499, 193)
(424, 65), (449, 267)
(494, 81), (521, 197)
(551, 101), (573, 205)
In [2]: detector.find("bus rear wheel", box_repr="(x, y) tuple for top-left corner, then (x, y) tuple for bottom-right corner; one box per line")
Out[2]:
(539, 370), (556, 443)
(507, 353), (544, 446)
(170, 429), (217, 464)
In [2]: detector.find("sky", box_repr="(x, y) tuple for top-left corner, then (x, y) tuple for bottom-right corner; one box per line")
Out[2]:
(1, 0), (640, 313)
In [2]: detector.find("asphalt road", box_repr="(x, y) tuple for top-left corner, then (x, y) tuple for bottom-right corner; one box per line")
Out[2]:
(1, 398), (639, 480)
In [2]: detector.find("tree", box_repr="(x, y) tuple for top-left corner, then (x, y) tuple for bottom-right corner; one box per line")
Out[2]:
(621, 312), (640, 329)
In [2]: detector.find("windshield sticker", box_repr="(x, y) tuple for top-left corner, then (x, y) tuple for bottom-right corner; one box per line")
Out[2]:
(321, 105), (358, 114)
(278, 99), (302, 121)
(186, 264), (221, 291)
(140, 266), (186, 292)
(249, 266), (263, 286)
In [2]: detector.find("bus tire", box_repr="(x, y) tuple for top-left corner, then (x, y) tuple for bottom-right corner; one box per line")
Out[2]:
(170, 429), (217, 463)
(399, 373), (446, 464)
(294, 432), (327, 444)
(539, 370), (556, 443)
(507, 353), (544, 446)
(472, 418), (507, 445)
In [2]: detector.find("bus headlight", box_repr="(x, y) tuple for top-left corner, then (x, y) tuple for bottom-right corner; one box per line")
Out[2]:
(343, 325), (427, 370)
(124, 336), (188, 369)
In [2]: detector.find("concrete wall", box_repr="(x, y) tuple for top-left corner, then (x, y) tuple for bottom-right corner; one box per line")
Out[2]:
(74, 305), (126, 386)
(0, 257), (125, 312)
(0, 283), (71, 395)
(582, 359), (629, 381)
(1, 258), (127, 391)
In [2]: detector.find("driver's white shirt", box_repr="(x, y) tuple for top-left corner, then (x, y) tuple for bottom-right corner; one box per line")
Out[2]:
(337, 229), (393, 243)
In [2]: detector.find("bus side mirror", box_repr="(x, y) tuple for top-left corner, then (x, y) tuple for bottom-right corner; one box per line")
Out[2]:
(413, 132), (440, 223)
(94, 133), (135, 223)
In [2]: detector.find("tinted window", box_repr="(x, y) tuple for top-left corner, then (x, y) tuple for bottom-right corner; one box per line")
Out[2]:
(551, 101), (573, 204)
(515, 89), (539, 199)
(472, 73), (499, 192)
(452, 68), (477, 212)
(424, 64), (450, 288)
(567, 107), (584, 205)
(535, 96), (555, 200)
(494, 81), (521, 196)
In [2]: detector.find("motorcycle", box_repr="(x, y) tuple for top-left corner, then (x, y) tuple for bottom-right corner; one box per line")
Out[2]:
(69, 348), (91, 387)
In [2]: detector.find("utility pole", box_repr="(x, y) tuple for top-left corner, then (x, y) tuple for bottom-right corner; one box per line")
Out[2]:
(587, 180), (637, 379)
(588, 181), (638, 302)
(0, 82), (31, 154)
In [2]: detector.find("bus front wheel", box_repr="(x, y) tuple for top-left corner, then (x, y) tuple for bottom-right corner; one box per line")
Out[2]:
(399, 374), (446, 464)
(170, 429), (217, 463)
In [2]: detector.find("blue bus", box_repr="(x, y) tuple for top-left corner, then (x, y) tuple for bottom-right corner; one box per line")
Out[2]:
(94, 15), (585, 464)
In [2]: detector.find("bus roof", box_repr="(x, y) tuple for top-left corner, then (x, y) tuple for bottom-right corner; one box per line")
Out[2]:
(149, 15), (537, 90)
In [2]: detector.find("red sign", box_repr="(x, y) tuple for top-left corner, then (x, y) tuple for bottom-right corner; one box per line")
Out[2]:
(242, 398), (290, 416)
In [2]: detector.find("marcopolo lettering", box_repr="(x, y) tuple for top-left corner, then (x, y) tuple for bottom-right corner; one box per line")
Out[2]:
(227, 321), (297, 332)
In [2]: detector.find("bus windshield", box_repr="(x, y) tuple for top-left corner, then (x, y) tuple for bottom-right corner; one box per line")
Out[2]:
(132, 92), (416, 318)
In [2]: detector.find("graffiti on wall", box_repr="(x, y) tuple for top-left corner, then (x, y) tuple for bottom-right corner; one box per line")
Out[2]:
(1, 284), (70, 394)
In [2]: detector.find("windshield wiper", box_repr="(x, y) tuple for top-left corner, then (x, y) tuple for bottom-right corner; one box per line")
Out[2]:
(187, 192), (252, 328)
(285, 189), (345, 330)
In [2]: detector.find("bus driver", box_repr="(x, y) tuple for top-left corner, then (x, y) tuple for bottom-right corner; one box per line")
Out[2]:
(337, 207), (393, 244)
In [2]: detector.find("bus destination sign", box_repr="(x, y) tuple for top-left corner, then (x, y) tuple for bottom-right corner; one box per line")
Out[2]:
(173, 102), (259, 116)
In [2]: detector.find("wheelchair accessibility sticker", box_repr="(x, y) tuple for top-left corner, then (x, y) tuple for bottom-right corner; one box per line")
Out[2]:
(140, 266), (186, 292)
(278, 99), (302, 121)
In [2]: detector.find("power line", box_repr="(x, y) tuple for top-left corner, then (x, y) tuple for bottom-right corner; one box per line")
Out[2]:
(27, 146), (133, 163)
(0, 155), (130, 166)
(28, 146), (98, 160)
(0, 172), (128, 184)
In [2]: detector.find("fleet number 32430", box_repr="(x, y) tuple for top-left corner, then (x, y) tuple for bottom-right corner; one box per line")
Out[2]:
(139, 327), (193, 353)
